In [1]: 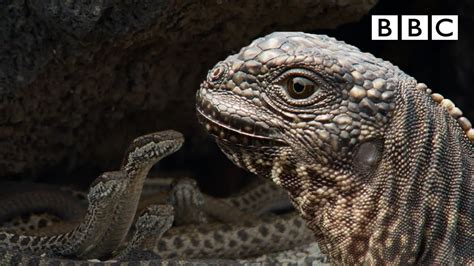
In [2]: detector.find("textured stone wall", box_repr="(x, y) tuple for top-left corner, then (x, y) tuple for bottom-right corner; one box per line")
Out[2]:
(0, 0), (377, 187)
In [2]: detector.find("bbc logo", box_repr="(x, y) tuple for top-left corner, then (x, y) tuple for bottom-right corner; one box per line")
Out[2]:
(372, 15), (458, 40)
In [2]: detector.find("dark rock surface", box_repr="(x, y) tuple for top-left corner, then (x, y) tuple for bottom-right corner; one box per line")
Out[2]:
(322, 0), (474, 123)
(0, 0), (377, 192)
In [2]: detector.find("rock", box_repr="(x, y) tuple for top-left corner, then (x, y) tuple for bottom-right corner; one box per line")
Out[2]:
(0, 0), (378, 184)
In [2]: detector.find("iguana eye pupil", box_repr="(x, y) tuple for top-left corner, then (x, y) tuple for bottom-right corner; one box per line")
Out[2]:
(287, 77), (317, 99)
(293, 82), (305, 93)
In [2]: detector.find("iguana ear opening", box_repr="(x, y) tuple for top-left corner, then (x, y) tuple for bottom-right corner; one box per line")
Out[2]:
(352, 138), (383, 179)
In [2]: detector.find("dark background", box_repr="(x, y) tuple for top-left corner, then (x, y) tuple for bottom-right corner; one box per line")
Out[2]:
(324, 0), (473, 120)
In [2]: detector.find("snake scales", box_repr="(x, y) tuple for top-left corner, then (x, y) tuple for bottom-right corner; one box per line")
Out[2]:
(0, 130), (317, 264)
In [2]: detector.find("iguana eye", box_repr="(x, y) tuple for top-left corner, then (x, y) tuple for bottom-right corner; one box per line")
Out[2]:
(286, 77), (317, 99)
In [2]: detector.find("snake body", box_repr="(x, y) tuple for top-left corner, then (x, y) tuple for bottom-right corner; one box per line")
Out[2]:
(115, 176), (314, 260)
(153, 212), (312, 259)
(0, 184), (85, 235)
(0, 182), (86, 226)
(0, 171), (128, 256)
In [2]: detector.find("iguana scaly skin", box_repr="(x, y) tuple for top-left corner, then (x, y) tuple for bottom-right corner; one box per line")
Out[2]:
(196, 32), (474, 264)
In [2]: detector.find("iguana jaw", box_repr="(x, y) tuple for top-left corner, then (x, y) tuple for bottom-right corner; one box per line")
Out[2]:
(196, 94), (287, 148)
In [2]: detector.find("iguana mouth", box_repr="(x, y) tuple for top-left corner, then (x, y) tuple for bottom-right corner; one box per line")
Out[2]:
(196, 106), (287, 147)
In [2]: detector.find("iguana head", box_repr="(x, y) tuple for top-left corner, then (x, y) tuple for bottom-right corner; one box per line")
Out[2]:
(196, 32), (472, 263)
(197, 32), (401, 208)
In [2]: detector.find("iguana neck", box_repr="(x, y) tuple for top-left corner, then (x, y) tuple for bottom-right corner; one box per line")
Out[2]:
(290, 83), (473, 264)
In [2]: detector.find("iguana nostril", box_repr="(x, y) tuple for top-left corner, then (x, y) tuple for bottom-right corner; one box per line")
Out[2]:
(208, 64), (227, 83)
(212, 67), (222, 77)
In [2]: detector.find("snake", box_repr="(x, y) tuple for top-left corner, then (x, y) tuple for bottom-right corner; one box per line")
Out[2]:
(0, 171), (128, 257)
(0, 130), (184, 260)
(0, 130), (317, 264)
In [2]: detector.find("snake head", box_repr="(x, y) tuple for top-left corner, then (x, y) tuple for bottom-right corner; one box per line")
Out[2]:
(121, 130), (185, 171)
(88, 171), (127, 203)
(135, 204), (174, 236)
